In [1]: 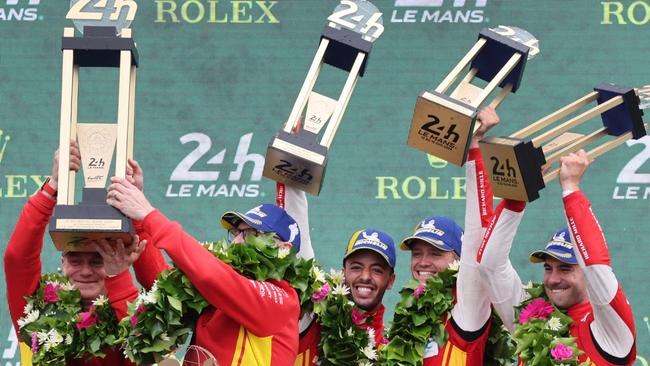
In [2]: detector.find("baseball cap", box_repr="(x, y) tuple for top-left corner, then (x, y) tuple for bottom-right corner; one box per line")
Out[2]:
(400, 216), (463, 257)
(344, 229), (396, 269)
(530, 227), (577, 265)
(221, 204), (301, 251)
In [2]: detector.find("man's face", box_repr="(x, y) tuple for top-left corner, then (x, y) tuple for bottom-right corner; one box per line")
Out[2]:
(410, 241), (456, 284)
(543, 257), (588, 309)
(62, 252), (106, 301)
(343, 250), (395, 312)
(230, 222), (291, 249)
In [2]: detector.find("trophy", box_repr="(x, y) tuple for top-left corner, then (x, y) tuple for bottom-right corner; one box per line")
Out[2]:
(262, 0), (385, 195)
(479, 83), (647, 202)
(407, 25), (540, 166)
(49, 0), (139, 251)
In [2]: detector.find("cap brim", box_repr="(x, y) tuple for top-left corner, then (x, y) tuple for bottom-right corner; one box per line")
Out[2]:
(400, 236), (454, 252)
(529, 250), (577, 264)
(345, 246), (393, 268)
(220, 211), (270, 232)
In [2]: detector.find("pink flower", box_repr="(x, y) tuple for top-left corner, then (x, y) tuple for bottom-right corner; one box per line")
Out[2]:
(76, 311), (98, 330)
(130, 304), (146, 327)
(31, 332), (39, 353)
(43, 283), (60, 304)
(351, 308), (368, 326)
(519, 298), (554, 323)
(551, 343), (573, 360)
(413, 285), (426, 299)
(311, 283), (331, 303)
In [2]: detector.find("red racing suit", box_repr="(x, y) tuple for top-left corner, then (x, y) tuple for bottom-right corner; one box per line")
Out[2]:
(477, 190), (637, 365)
(4, 190), (139, 366)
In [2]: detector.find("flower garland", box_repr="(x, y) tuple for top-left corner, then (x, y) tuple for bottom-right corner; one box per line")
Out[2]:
(120, 234), (320, 365)
(311, 268), (380, 366)
(514, 283), (589, 366)
(17, 273), (119, 365)
(378, 262), (514, 366)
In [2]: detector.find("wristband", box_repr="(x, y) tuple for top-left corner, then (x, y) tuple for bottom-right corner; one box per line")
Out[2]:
(41, 177), (57, 197)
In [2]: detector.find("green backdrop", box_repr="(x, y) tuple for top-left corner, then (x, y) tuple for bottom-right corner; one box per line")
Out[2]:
(1, 0), (649, 364)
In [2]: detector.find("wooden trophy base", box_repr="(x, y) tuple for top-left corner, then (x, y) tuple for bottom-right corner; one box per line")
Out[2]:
(49, 188), (133, 252)
(263, 131), (328, 196)
(479, 136), (546, 202)
(407, 91), (477, 166)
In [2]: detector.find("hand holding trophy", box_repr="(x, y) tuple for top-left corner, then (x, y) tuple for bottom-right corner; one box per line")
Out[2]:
(480, 83), (647, 202)
(407, 25), (539, 166)
(263, 0), (385, 195)
(49, 0), (139, 251)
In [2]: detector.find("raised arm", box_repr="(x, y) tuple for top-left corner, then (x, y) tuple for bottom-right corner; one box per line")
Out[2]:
(451, 107), (498, 332)
(277, 183), (313, 260)
(559, 151), (636, 360)
(4, 142), (80, 328)
(107, 178), (300, 337)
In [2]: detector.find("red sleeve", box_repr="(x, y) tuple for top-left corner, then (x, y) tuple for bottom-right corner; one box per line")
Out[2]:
(3, 191), (54, 332)
(563, 191), (636, 339)
(468, 148), (494, 227)
(563, 191), (610, 266)
(104, 269), (138, 320)
(141, 210), (300, 337)
(132, 219), (170, 289)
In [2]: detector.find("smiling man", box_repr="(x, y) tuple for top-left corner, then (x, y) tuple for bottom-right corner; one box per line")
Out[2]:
(4, 143), (144, 366)
(398, 106), (500, 365)
(477, 150), (637, 365)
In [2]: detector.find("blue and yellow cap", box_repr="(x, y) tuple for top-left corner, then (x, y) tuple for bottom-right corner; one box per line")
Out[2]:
(530, 227), (577, 265)
(343, 229), (396, 269)
(400, 216), (463, 257)
(221, 204), (301, 251)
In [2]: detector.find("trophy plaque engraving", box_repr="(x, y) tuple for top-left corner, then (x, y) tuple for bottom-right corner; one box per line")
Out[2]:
(263, 0), (384, 195)
(407, 25), (540, 166)
(480, 83), (647, 202)
(49, 0), (139, 251)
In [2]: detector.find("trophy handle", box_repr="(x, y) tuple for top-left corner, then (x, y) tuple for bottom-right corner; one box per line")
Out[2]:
(542, 124), (647, 183)
(284, 39), (330, 133)
(531, 95), (624, 147)
(320, 52), (365, 148)
(115, 28), (135, 179)
(511, 91), (600, 139)
(473, 53), (521, 108)
(435, 38), (487, 94)
(58, 27), (79, 205)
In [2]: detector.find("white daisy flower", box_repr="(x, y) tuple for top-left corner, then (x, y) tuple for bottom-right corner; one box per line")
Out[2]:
(37, 331), (49, 344)
(329, 269), (345, 285)
(366, 328), (376, 349)
(92, 295), (108, 307)
(546, 317), (562, 331)
(150, 280), (159, 294)
(361, 345), (377, 360)
(142, 290), (158, 305)
(523, 280), (534, 289)
(447, 260), (460, 271)
(278, 247), (291, 259)
(331, 284), (350, 296)
(311, 267), (326, 283)
(347, 328), (354, 337)
(18, 310), (40, 329)
(160, 332), (171, 342)
(65, 334), (73, 345)
(61, 282), (76, 291)
(23, 302), (33, 315)
(44, 330), (63, 351)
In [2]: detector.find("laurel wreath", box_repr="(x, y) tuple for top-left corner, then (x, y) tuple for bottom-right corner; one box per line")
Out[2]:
(17, 273), (119, 365)
(379, 263), (515, 366)
(513, 283), (590, 366)
(119, 234), (320, 365)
